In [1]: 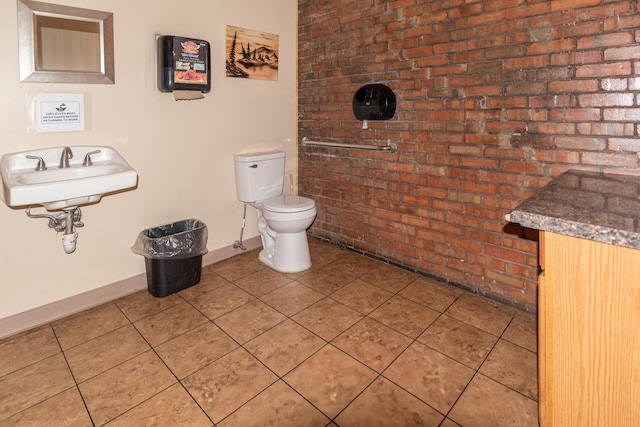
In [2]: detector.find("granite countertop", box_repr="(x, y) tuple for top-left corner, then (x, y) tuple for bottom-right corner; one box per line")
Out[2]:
(507, 169), (640, 250)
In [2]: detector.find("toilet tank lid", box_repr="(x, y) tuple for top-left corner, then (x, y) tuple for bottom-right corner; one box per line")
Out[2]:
(234, 151), (285, 162)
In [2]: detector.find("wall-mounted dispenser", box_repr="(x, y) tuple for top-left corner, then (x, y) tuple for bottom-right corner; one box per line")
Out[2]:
(157, 35), (211, 93)
(352, 84), (396, 121)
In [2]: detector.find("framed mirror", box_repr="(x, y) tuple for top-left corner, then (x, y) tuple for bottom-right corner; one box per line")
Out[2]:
(17, 0), (114, 84)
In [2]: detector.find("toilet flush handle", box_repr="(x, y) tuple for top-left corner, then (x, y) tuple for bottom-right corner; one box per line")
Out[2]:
(249, 164), (258, 168)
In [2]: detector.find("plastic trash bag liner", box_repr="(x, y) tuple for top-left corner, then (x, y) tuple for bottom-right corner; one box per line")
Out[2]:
(131, 219), (208, 259)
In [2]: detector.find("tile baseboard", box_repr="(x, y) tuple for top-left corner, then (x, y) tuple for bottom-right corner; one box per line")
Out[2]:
(0, 236), (262, 340)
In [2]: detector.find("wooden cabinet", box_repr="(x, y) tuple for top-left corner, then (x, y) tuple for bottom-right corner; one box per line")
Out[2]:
(538, 231), (640, 426)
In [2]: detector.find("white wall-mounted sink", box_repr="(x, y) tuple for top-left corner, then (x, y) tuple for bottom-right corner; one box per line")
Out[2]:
(0, 146), (138, 210)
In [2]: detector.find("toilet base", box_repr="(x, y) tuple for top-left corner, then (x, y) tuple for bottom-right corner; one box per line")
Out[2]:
(258, 231), (311, 273)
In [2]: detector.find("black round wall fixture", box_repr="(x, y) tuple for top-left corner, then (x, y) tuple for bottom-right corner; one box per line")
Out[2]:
(352, 84), (396, 121)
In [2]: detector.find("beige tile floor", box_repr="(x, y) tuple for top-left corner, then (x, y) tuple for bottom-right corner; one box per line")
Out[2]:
(0, 238), (539, 426)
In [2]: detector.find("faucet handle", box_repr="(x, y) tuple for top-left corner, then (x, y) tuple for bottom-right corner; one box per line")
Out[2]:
(82, 150), (101, 166)
(26, 155), (47, 171)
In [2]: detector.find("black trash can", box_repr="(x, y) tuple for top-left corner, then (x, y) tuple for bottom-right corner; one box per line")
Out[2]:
(131, 219), (208, 297)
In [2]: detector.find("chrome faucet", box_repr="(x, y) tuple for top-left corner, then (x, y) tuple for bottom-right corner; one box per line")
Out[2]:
(59, 146), (73, 168)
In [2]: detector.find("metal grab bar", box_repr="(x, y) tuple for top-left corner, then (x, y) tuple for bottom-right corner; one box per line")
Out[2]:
(301, 137), (397, 153)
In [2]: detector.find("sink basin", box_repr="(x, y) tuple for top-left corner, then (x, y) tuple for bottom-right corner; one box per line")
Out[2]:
(1, 146), (138, 210)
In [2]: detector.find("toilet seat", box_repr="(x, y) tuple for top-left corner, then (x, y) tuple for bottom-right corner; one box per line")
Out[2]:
(262, 195), (315, 213)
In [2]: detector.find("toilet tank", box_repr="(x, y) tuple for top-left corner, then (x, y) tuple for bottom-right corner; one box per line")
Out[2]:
(234, 151), (285, 202)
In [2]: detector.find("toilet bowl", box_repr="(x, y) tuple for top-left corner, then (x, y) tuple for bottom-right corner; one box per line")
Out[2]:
(234, 151), (317, 272)
(253, 195), (316, 272)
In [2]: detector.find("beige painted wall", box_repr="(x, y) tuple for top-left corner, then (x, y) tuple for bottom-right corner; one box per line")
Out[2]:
(0, 0), (297, 320)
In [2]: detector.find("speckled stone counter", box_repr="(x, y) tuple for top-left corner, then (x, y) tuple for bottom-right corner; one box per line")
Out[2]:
(507, 169), (640, 250)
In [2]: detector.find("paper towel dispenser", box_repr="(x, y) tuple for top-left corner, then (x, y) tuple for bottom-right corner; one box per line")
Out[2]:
(158, 35), (211, 93)
(352, 84), (396, 120)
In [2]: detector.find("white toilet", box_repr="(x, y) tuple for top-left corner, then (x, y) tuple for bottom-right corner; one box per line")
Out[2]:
(234, 151), (317, 272)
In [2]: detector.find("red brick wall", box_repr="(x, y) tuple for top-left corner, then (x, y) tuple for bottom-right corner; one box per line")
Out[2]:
(297, 0), (640, 313)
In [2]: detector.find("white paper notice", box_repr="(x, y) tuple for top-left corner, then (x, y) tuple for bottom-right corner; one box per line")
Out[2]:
(35, 93), (85, 133)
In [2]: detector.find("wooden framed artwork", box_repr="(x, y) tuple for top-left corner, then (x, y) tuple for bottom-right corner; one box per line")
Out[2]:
(226, 25), (279, 81)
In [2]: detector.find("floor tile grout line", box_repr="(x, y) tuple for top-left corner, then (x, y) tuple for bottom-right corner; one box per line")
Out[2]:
(109, 301), (218, 424)
(30, 304), (156, 425)
(0, 383), (97, 426)
(199, 250), (438, 327)
(102, 382), (210, 427)
(225, 341), (338, 424)
(147, 313), (259, 425)
(473, 316), (540, 403)
(212, 376), (284, 426)
(196, 273), (423, 426)
(174, 380), (218, 426)
(370, 297), (467, 417)
(324, 370), (382, 425)
(115, 295), (186, 325)
(107, 303), (221, 426)
(352, 288), (514, 422)
(0, 324), (63, 380)
(71, 294), (496, 412)
(278, 375), (335, 424)
(56, 325), (151, 385)
(314, 236), (534, 316)
(350, 333), (448, 421)
(201, 255), (510, 422)
(1, 242), (537, 426)
(176, 281), (326, 386)
(439, 314), (537, 422)
(50, 321), (98, 427)
(77, 347), (177, 423)
(67, 291), (511, 425)
(240, 324), (328, 376)
(177, 288), (346, 425)
(0, 343), (91, 424)
(50, 302), (134, 353)
(319, 283), (492, 422)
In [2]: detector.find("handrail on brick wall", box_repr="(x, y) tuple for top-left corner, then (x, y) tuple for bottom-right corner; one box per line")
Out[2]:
(301, 137), (397, 153)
